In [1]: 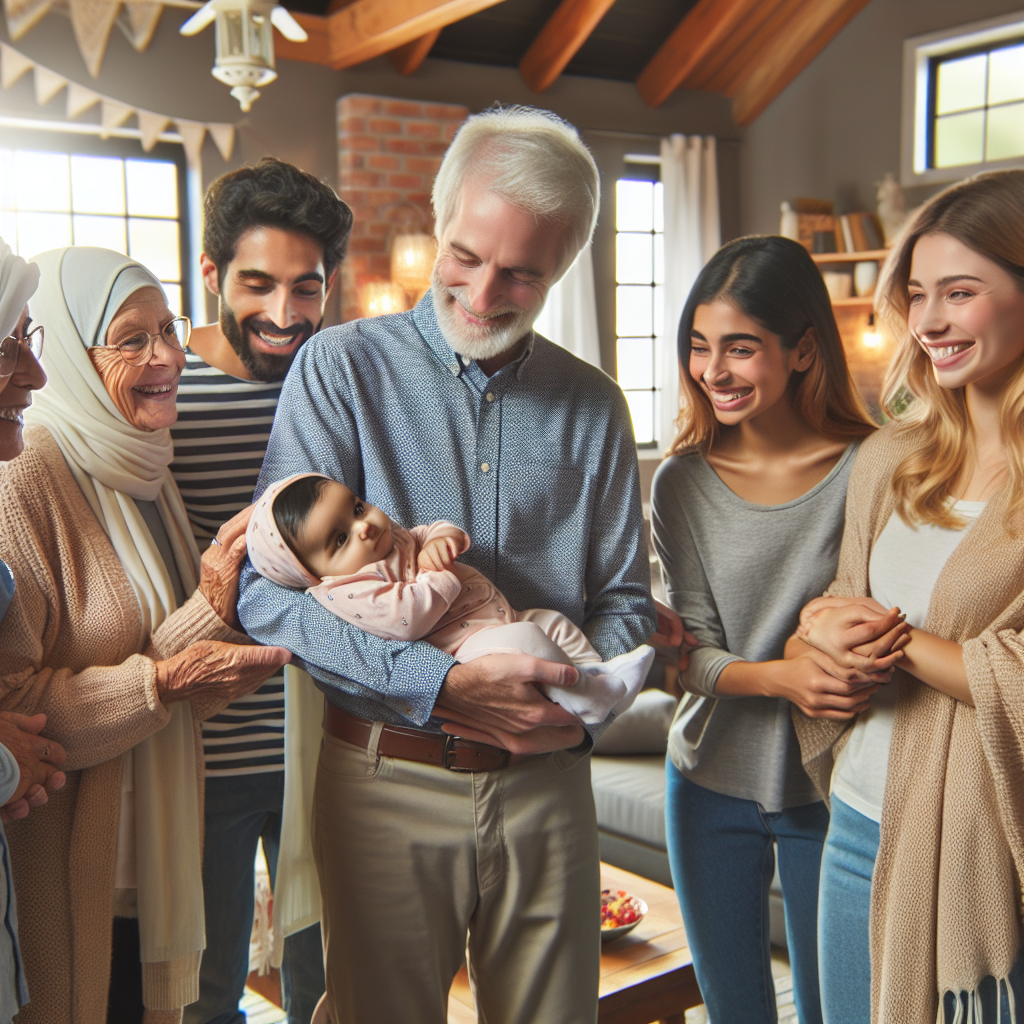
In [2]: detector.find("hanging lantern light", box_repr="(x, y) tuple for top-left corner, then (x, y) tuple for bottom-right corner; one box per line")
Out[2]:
(390, 233), (437, 305)
(180, 0), (308, 113)
(359, 280), (411, 319)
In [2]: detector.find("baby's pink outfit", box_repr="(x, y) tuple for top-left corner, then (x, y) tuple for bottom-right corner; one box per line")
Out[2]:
(307, 521), (599, 663)
(246, 474), (653, 725)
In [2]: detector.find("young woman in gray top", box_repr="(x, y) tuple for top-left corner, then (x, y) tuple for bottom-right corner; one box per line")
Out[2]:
(652, 236), (885, 1024)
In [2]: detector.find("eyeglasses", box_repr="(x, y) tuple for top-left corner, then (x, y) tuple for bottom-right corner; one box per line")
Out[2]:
(112, 315), (191, 367)
(0, 325), (44, 380)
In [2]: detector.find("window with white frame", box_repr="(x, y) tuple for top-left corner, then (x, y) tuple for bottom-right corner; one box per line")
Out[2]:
(615, 178), (663, 447)
(902, 12), (1024, 185)
(0, 147), (187, 314)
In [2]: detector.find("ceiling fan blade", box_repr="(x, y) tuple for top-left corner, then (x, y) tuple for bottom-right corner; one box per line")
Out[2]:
(271, 6), (308, 42)
(179, 2), (216, 36)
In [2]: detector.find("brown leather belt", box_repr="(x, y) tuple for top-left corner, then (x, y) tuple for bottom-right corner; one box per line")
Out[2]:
(324, 703), (530, 773)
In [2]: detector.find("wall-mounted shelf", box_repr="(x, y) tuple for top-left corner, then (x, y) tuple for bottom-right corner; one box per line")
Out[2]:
(832, 296), (875, 308)
(811, 249), (889, 264)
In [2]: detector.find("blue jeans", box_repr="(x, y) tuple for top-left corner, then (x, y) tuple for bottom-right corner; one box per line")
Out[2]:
(184, 772), (325, 1024)
(665, 763), (828, 1024)
(819, 796), (1024, 1024)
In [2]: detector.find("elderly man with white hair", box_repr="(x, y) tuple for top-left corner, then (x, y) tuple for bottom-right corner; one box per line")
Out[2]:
(238, 106), (657, 1024)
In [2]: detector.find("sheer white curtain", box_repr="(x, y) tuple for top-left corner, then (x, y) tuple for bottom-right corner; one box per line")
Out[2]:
(533, 242), (602, 368)
(659, 135), (721, 454)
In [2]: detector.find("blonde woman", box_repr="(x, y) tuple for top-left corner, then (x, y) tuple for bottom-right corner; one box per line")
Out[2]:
(793, 170), (1024, 1023)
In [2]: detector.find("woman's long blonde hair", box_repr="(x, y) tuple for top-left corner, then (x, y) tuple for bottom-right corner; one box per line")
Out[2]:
(877, 170), (1024, 528)
(668, 235), (875, 456)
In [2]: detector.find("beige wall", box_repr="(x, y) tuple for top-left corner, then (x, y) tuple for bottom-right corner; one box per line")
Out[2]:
(739, 0), (1024, 236)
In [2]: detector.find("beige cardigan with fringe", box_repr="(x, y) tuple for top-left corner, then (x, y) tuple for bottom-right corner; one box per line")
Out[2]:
(793, 422), (1024, 1024)
(0, 426), (250, 1024)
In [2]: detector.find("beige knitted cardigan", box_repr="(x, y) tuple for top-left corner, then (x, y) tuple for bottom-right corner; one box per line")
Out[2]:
(0, 426), (250, 1024)
(793, 423), (1024, 1024)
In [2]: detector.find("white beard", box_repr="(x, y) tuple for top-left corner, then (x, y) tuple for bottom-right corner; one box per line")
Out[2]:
(431, 264), (538, 362)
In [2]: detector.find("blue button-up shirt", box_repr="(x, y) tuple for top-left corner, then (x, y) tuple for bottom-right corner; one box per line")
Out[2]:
(237, 294), (656, 731)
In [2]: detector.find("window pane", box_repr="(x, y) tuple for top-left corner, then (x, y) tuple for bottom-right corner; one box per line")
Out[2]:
(126, 160), (178, 218)
(624, 390), (654, 444)
(653, 181), (664, 233)
(616, 180), (653, 233)
(161, 283), (182, 316)
(0, 212), (15, 248)
(936, 53), (988, 115)
(15, 151), (70, 212)
(128, 217), (180, 280)
(17, 212), (72, 258)
(73, 214), (127, 252)
(616, 233), (653, 284)
(71, 155), (126, 215)
(934, 109), (985, 167)
(617, 285), (653, 337)
(653, 284), (664, 338)
(617, 338), (654, 390)
(987, 101), (1024, 160)
(989, 44), (1024, 105)
(653, 233), (664, 285)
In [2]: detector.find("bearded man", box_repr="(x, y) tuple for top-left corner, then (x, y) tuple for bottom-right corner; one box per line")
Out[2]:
(171, 157), (352, 1024)
(238, 108), (656, 1024)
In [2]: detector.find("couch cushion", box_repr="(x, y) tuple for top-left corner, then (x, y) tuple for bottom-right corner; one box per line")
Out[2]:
(590, 754), (666, 850)
(592, 688), (676, 755)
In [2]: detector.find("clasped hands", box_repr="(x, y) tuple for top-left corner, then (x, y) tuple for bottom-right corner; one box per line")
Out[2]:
(0, 712), (66, 824)
(786, 595), (912, 719)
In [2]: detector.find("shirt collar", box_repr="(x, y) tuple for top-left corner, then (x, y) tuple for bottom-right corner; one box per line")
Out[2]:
(412, 290), (538, 383)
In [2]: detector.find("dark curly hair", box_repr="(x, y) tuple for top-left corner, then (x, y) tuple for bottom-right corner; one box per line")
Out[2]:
(203, 157), (353, 278)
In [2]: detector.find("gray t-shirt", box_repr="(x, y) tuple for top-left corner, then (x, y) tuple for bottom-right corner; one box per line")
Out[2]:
(652, 444), (858, 811)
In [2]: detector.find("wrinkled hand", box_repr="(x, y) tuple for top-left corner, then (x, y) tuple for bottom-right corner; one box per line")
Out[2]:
(0, 712), (67, 823)
(797, 596), (910, 673)
(650, 600), (698, 696)
(436, 654), (581, 738)
(155, 640), (291, 705)
(417, 536), (461, 573)
(199, 505), (255, 630)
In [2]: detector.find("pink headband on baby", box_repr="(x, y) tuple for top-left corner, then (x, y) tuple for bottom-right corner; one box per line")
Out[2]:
(246, 473), (325, 589)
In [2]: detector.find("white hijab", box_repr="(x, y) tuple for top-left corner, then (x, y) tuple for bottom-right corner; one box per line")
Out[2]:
(0, 236), (38, 340)
(24, 247), (206, 1011)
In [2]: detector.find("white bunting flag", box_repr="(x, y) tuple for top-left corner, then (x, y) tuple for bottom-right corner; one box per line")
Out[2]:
(208, 124), (236, 162)
(66, 81), (101, 118)
(33, 65), (66, 105)
(100, 99), (134, 136)
(0, 42), (35, 89)
(175, 119), (207, 168)
(138, 110), (171, 152)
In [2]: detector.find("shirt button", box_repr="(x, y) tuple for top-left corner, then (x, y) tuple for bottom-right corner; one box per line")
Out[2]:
(481, 462), (490, 473)
(450, 363), (460, 375)
(486, 392), (495, 402)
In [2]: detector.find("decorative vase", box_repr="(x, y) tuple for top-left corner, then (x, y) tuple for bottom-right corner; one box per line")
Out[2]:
(854, 261), (879, 297)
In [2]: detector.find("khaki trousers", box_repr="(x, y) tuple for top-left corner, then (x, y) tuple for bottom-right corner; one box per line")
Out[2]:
(312, 729), (601, 1024)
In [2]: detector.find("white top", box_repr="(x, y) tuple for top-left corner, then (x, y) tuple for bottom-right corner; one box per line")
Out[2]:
(830, 499), (986, 822)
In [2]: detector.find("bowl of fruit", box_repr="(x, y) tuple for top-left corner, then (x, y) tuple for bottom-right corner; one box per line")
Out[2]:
(600, 888), (647, 942)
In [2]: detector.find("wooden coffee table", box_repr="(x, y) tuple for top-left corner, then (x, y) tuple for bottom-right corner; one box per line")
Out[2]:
(447, 862), (701, 1024)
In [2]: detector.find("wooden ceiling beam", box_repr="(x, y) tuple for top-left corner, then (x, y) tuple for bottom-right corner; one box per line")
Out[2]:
(389, 28), (442, 74)
(699, 0), (804, 94)
(731, 0), (873, 125)
(635, 0), (761, 108)
(274, 0), (505, 70)
(519, 0), (617, 93)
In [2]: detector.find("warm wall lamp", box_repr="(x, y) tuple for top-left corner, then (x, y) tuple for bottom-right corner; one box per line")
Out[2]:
(180, 0), (307, 112)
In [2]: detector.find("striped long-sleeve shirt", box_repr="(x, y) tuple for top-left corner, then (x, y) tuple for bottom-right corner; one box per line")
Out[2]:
(237, 293), (656, 732)
(170, 352), (285, 776)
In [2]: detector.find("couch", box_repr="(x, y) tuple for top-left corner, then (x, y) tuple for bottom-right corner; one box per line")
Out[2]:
(590, 689), (789, 949)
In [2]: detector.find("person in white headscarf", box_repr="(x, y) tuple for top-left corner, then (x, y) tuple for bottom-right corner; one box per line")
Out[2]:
(0, 246), (291, 1024)
(0, 234), (67, 1024)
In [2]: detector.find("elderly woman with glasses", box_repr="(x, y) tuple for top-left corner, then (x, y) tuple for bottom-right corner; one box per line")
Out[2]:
(0, 246), (291, 1024)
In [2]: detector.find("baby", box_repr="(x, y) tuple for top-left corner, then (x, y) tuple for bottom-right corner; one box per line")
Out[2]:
(246, 473), (654, 725)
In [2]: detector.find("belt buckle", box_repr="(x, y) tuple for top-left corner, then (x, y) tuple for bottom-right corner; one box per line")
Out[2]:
(442, 734), (510, 772)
